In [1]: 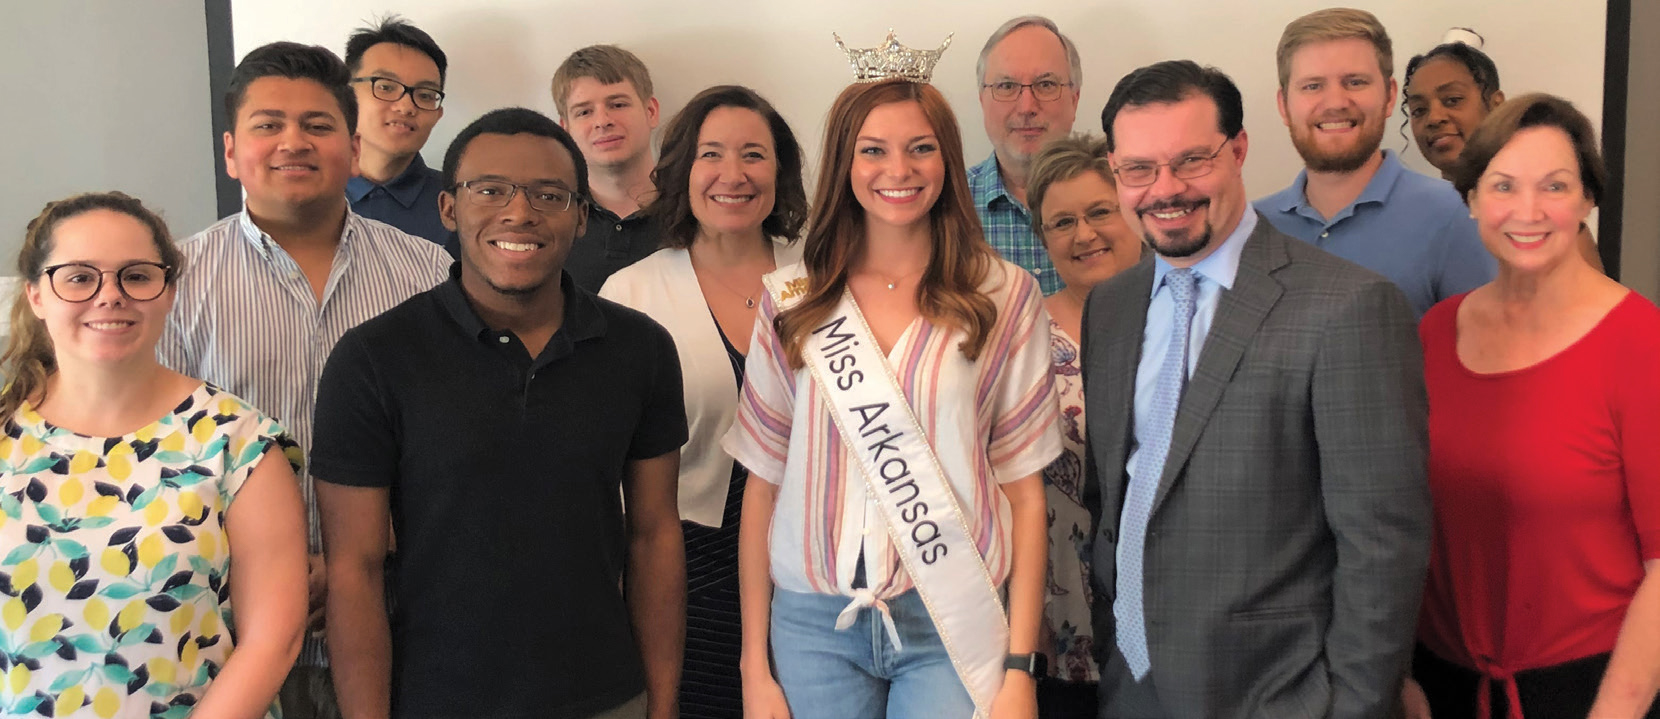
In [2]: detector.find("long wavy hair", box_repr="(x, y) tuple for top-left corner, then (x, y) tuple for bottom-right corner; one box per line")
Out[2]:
(775, 80), (996, 368)
(1, 193), (182, 426)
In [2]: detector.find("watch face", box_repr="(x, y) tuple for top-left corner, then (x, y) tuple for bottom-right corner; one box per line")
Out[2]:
(1032, 652), (1048, 677)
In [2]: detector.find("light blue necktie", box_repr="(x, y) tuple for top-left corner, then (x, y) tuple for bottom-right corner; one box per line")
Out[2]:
(1115, 267), (1198, 680)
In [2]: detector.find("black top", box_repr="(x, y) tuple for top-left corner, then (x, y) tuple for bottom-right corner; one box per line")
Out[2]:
(346, 154), (460, 258)
(566, 204), (662, 292)
(311, 266), (688, 719)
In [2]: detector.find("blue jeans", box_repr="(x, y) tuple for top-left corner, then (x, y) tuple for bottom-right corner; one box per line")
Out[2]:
(770, 588), (976, 719)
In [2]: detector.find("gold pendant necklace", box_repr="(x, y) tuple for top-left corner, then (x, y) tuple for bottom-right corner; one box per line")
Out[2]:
(874, 267), (924, 290)
(693, 255), (766, 308)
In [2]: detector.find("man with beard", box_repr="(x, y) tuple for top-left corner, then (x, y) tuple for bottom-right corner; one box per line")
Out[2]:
(312, 108), (687, 719)
(1259, 8), (1493, 317)
(1086, 59), (1430, 718)
(971, 16), (1083, 295)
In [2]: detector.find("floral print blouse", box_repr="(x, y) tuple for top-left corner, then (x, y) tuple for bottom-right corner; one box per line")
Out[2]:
(0, 384), (292, 718)
(1043, 321), (1098, 682)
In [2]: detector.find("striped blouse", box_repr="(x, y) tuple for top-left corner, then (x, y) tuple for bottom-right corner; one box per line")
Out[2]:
(722, 258), (1062, 600)
(157, 209), (451, 664)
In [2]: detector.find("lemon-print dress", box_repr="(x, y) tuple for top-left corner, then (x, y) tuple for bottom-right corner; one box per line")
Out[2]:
(0, 383), (294, 719)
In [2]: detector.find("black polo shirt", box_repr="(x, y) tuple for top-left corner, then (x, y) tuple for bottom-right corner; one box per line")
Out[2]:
(311, 268), (687, 719)
(565, 204), (662, 292)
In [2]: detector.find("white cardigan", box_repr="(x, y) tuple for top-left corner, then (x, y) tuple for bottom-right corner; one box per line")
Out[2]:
(599, 241), (801, 527)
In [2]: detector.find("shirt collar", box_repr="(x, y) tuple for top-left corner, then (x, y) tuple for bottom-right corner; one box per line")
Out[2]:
(1150, 203), (1257, 296)
(968, 153), (1026, 213)
(1272, 149), (1406, 213)
(586, 202), (648, 225)
(234, 206), (360, 260)
(345, 154), (438, 208)
(434, 263), (608, 346)
(1356, 149), (1406, 206)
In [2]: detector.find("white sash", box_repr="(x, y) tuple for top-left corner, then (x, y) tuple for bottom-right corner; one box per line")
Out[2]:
(771, 273), (1008, 718)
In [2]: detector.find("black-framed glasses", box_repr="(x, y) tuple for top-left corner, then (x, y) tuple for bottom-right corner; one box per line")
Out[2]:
(350, 76), (445, 111)
(41, 262), (173, 303)
(1111, 138), (1233, 188)
(981, 79), (1073, 102)
(452, 180), (583, 213)
(1042, 206), (1123, 240)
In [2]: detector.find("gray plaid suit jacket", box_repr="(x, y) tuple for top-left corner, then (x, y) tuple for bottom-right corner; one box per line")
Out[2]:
(1083, 213), (1432, 719)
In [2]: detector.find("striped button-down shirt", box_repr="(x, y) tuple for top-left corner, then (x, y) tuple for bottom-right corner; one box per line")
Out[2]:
(969, 153), (1061, 296)
(158, 208), (451, 665)
(722, 259), (1063, 604)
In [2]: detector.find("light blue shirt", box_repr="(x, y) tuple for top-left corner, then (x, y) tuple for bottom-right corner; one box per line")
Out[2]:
(1258, 150), (1495, 317)
(1119, 207), (1257, 546)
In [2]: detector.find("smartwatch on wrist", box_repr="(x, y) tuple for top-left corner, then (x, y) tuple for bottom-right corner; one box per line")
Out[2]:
(1005, 652), (1047, 678)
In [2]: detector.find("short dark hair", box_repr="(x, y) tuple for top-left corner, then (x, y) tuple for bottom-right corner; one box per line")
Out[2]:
(1100, 60), (1243, 152)
(649, 86), (808, 249)
(344, 15), (448, 87)
(1452, 92), (1606, 206)
(441, 108), (590, 202)
(225, 42), (358, 133)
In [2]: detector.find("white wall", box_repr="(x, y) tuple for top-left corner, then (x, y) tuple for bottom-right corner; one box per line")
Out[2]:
(230, 0), (1604, 200)
(1, 1), (220, 262)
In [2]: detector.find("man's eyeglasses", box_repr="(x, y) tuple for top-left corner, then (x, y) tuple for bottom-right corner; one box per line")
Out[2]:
(452, 181), (583, 214)
(1042, 206), (1123, 241)
(41, 262), (173, 303)
(981, 79), (1073, 103)
(351, 76), (445, 111)
(1111, 138), (1233, 188)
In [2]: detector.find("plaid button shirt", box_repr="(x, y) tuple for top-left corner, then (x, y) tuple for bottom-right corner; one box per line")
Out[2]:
(969, 153), (1061, 295)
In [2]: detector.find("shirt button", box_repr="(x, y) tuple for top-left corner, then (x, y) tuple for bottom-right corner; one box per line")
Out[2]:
(497, 336), (510, 344)
(614, 224), (623, 231)
(1320, 231), (1329, 238)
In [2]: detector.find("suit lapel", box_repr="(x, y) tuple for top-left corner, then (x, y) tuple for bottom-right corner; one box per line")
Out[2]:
(1150, 214), (1288, 515)
(1093, 257), (1153, 518)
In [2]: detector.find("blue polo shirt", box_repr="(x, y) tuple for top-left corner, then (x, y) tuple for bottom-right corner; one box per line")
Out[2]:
(347, 154), (458, 258)
(1258, 150), (1494, 317)
(969, 154), (1059, 295)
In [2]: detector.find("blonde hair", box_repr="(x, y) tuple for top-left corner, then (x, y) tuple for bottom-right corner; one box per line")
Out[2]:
(550, 45), (655, 119)
(1276, 7), (1393, 90)
(1, 193), (181, 425)
(1026, 134), (1115, 236)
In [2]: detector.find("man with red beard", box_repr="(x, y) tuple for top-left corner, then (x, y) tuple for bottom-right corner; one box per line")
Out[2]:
(1259, 8), (1493, 317)
(970, 16), (1083, 296)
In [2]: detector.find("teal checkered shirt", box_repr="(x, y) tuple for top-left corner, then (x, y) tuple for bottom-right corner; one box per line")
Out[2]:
(969, 153), (1061, 295)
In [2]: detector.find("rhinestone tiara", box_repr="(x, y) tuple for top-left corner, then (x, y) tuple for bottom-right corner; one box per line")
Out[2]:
(833, 29), (953, 84)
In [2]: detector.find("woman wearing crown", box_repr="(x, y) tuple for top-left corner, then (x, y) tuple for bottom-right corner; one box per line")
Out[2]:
(722, 33), (1061, 719)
